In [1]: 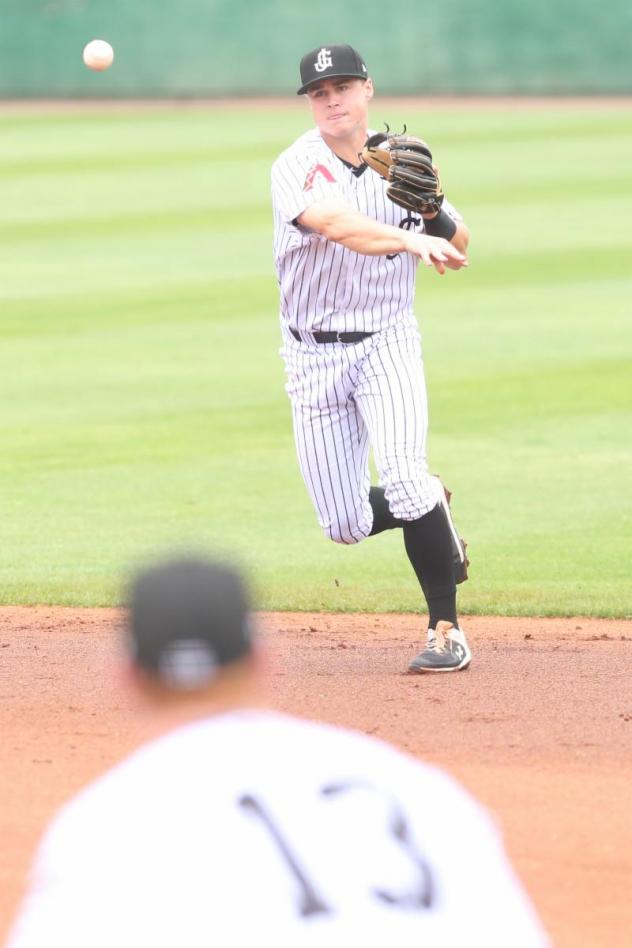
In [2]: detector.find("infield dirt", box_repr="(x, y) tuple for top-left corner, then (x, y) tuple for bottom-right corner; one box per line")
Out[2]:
(1, 608), (631, 946)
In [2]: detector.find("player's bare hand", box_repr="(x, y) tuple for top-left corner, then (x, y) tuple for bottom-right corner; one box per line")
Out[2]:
(404, 233), (468, 274)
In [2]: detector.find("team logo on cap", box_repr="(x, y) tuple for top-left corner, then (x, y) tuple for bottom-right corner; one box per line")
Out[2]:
(314, 47), (333, 72)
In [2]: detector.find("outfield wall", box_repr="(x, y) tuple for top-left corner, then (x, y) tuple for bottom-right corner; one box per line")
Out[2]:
(1, 0), (631, 97)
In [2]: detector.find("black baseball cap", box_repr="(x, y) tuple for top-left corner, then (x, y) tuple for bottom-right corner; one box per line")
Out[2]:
(127, 556), (253, 690)
(297, 44), (368, 95)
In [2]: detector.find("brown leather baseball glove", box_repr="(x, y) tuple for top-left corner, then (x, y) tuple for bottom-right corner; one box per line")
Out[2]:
(360, 130), (445, 215)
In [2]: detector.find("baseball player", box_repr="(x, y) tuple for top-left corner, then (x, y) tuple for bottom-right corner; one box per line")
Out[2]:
(272, 45), (472, 673)
(6, 556), (548, 947)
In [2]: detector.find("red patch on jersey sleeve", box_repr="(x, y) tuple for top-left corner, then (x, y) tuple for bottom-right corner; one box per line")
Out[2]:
(303, 163), (336, 191)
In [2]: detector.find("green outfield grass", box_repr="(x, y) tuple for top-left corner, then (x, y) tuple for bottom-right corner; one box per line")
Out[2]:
(1, 102), (631, 616)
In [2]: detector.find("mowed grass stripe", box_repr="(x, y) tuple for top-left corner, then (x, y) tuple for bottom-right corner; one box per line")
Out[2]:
(0, 277), (278, 337)
(0, 206), (272, 240)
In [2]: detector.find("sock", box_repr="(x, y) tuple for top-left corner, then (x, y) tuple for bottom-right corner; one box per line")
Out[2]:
(402, 504), (458, 630)
(368, 487), (402, 536)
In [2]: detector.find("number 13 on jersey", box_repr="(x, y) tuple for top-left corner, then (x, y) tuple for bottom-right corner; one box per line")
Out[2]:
(239, 780), (435, 918)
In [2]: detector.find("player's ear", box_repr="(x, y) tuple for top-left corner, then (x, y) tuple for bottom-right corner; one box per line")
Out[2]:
(364, 78), (374, 102)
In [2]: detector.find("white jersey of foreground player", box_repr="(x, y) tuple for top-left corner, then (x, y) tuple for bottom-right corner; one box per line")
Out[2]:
(7, 711), (549, 948)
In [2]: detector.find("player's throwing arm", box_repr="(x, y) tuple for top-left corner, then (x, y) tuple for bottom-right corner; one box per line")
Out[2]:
(299, 200), (467, 274)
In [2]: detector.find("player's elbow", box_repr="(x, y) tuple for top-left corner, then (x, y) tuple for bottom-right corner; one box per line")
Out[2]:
(323, 219), (358, 244)
(298, 202), (353, 242)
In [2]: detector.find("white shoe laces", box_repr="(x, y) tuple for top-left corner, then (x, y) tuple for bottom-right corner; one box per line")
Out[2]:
(427, 623), (467, 654)
(425, 631), (444, 654)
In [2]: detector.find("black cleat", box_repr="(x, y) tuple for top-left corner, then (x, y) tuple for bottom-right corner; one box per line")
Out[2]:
(408, 621), (472, 673)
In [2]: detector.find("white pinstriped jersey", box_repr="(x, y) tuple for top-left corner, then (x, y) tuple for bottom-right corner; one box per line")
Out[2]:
(271, 128), (461, 335)
(273, 125), (465, 537)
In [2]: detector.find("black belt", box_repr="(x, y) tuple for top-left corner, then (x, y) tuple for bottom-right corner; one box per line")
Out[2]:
(290, 328), (375, 345)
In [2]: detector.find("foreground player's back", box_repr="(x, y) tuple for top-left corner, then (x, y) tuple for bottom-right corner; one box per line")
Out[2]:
(7, 709), (548, 948)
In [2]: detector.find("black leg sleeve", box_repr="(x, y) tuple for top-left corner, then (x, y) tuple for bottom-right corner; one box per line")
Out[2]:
(402, 504), (458, 629)
(368, 487), (402, 536)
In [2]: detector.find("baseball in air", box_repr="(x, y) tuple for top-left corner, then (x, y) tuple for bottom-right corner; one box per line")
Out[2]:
(82, 39), (114, 71)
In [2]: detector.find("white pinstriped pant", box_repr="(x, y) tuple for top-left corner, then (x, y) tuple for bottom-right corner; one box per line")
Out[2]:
(281, 316), (444, 544)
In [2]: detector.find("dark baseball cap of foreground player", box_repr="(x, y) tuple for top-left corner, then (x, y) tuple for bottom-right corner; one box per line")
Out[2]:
(128, 555), (255, 694)
(297, 44), (368, 95)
